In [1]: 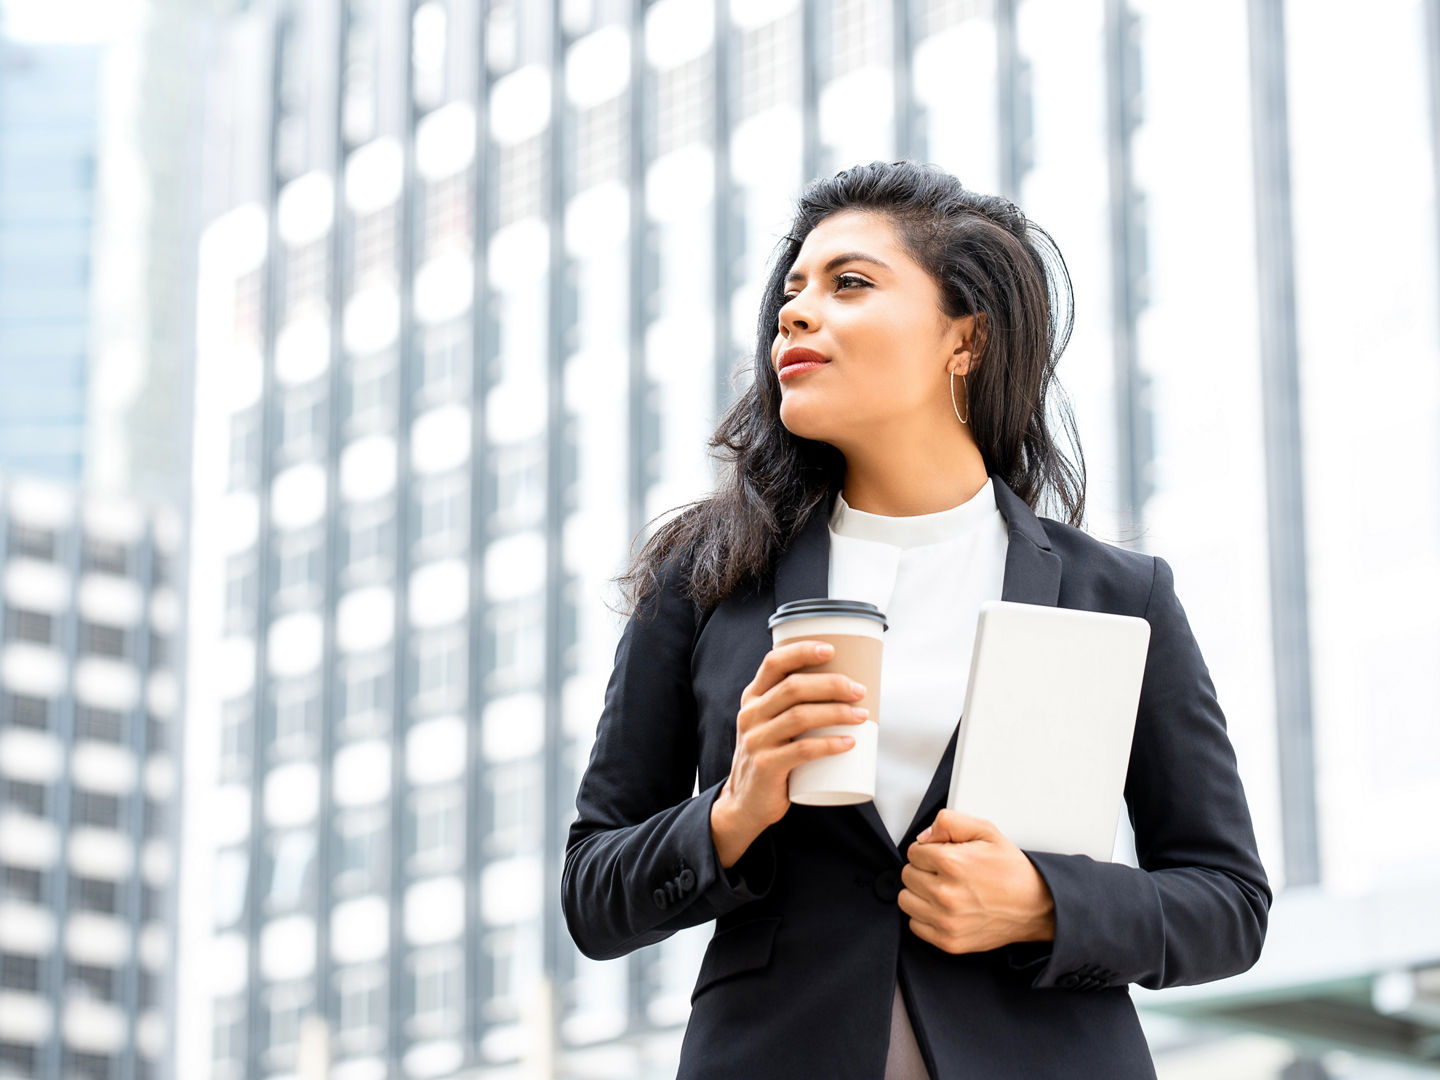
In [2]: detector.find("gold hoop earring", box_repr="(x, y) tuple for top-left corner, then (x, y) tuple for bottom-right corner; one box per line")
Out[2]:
(950, 369), (969, 425)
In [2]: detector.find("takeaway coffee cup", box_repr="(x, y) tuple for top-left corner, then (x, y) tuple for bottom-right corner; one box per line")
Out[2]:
(767, 598), (888, 805)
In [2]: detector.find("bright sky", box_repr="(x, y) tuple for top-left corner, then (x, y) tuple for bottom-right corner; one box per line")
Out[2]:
(1, 0), (139, 42)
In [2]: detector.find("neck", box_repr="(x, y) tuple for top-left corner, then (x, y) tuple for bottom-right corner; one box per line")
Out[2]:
(839, 443), (990, 517)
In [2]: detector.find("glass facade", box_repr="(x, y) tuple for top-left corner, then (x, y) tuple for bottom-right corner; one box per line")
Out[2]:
(182, 1), (1440, 1078)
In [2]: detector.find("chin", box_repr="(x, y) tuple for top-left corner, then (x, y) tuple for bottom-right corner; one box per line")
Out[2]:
(777, 397), (836, 445)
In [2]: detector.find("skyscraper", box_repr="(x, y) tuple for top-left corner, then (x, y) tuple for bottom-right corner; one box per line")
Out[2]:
(0, 38), (100, 482)
(181, 1), (1440, 1077)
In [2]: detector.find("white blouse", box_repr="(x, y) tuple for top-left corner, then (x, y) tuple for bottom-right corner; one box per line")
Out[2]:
(826, 475), (1011, 844)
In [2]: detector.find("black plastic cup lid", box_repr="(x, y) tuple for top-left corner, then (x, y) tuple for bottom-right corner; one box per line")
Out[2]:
(768, 598), (888, 632)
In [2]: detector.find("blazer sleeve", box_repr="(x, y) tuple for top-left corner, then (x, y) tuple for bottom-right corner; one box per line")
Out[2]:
(562, 554), (778, 962)
(1002, 554), (1273, 991)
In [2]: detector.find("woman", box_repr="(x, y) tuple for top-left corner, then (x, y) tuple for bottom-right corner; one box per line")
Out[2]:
(562, 160), (1271, 1079)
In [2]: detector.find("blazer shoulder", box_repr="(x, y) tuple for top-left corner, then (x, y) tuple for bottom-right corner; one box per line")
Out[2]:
(1037, 515), (1157, 612)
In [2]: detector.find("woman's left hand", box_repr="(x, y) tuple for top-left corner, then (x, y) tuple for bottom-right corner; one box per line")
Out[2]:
(899, 809), (1057, 955)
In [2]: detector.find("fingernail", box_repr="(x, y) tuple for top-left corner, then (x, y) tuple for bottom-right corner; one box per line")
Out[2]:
(849, 680), (865, 696)
(816, 643), (834, 655)
(851, 707), (868, 720)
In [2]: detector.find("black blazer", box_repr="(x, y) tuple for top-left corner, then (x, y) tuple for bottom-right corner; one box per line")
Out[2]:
(563, 472), (1271, 1079)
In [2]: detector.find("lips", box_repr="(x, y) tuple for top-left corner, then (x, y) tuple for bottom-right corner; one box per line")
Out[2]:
(779, 347), (830, 371)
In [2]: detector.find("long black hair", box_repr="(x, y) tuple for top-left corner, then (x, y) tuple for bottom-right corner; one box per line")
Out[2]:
(610, 160), (1086, 620)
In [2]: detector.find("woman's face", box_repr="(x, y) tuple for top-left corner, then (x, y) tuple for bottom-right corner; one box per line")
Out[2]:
(769, 209), (973, 448)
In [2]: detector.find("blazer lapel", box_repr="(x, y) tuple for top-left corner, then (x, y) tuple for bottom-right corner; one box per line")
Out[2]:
(771, 471), (1063, 858)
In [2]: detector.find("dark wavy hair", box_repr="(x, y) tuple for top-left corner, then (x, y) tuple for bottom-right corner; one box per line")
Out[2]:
(610, 159), (1087, 620)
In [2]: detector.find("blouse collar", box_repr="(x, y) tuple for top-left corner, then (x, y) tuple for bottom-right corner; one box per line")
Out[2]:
(828, 476), (999, 550)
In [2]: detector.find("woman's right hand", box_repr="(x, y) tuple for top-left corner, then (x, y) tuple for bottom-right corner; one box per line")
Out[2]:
(711, 640), (869, 867)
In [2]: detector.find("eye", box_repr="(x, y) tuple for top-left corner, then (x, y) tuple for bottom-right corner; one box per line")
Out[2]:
(779, 273), (872, 304)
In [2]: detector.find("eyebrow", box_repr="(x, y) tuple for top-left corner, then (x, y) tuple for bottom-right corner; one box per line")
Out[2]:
(784, 252), (892, 286)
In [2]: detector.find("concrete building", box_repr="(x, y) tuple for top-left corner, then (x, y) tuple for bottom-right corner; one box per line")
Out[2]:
(0, 471), (184, 1080)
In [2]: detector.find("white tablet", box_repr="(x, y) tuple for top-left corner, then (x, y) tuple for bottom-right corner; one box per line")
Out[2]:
(944, 600), (1152, 862)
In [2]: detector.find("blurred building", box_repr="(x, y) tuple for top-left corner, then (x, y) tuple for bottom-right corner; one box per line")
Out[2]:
(0, 38), (100, 483)
(180, 2), (1440, 1080)
(0, 471), (184, 1080)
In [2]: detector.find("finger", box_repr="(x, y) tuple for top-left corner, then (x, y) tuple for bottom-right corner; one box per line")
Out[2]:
(769, 701), (868, 744)
(900, 858), (943, 890)
(755, 673), (862, 730)
(906, 915), (947, 952)
(904, 845), (955, 877)
(775, 732), (856, 769)
(896, 886), (941, 923)
(920, 809), (997, 844)
(750, 641), (834, 699)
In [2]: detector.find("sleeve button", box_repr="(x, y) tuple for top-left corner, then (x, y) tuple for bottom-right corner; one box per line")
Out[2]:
(679, 868), (696, 891)
(652, 888), (669, 911)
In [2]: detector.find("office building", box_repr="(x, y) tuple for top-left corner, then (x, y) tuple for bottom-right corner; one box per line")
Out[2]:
(0, 471), (184, 1080)
(182, 1), (1440, 1077)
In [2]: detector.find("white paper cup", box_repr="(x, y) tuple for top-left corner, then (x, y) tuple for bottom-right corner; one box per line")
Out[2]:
(768, 599), (887, 806)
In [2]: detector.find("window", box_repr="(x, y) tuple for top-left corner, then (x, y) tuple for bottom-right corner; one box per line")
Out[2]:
(411, 785), (462, 870)
(63, 1050), (109, 1080)
(224, 552), (258, 633)
(72, 789), (121, 829)
(482, 920), (539, 1023)
(79, 621), (128, 659)
(342, 500), (393, 582)
(340, 654), (391, 739)
(279, 379), (327, 460)
(274, 527), (324, 604)
(334, 808), (386, 895)
(487, 759), (540, 856)
(267, 830), (316, 913)
(219, 698), (252, 782)
(420, 170), (473, 265)
(0, 1041), (37, 1075)
(75, 706), (125, 743)
(282, 237), (328, 320)
(149, 630), (169, 670)
(417, 318), (471, 401)
(413, 630), (465, 712)
(264, 981), (309, 1063)
(0, 953), (40, 992)
(140, 969), (161, 1010)
(0, 867), (44, 905)
(346, 351), (397, 432)
(574, 94), (625, 192)
(212, 849), (248, 929)
(487, 595), (543, 689)
(491, 438), (544, 525)
(272, 677), (320, 757)
(6, 607), (54, 646)
(67, 962), (115, 1001)
(1, 779), (46, 818)
(212, 994), (245, 1063)
(7, 523), (56, 561)
(142, 884), (165, 923)
(335, 963), (385, 1053)
(350, 203), (398, 290)
(414, 471), (468, 555)
(146, 714), (169, 754)
(143, 797), (166, 837)
(83, 538), (129, 576)
(495, 131), (546, 227)
(229, 406), (261, 490)
(70, 875), (118, 915)
(4, 693), (50, 730)
(409, 947), (461, 1034)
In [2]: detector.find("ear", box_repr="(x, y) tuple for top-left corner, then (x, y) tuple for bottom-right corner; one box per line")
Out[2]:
(948, 313), (982, 377)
